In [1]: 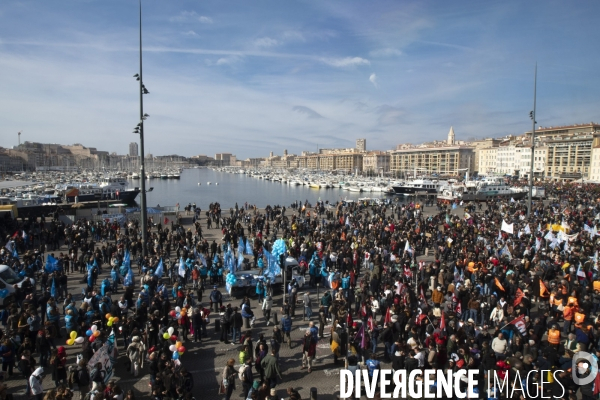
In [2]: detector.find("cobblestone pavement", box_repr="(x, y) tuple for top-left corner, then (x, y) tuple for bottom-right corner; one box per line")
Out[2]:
(4, 202), (443, 399)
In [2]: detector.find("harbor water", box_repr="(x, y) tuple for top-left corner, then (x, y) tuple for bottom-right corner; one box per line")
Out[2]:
(142, 168), (385, 209)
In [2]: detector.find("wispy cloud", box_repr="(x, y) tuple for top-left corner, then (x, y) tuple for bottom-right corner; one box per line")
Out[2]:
(169, 11), (213, 24)
(292, 106), (323, 119)
(182, 30), (198, 37)
(369, 48), (402, 57)
(369, 73), (378, 88)
(320, 57), (370, 67)
(376, 105), (408, 126)
(214, 55), (242, 66)
(254, 37), (278, 48)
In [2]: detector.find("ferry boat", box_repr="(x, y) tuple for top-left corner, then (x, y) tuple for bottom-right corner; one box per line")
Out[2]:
(392, 179), (447, 195)
(461, 177), (527, 201)
(57, 177), (140, 203)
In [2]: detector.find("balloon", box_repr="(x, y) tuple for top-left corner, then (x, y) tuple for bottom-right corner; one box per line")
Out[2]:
(66, 338), (75, 345)
(112, 317), (119, 323)
(86, 330), (93, 337)
(70, 331), (77, 340)
(91, 325), (98, 333)
(175, 306), (181, 313)
(181, 308), (187, 315)
(0, 289), (7, 299)
(107, 321), (113, 327)
(89, 336), (96, 343)
(163, 333), (170, 340)
(178, 346), (185, 353)
(172, 351), (179, 360)
(170, 335), (177, 341)
(167, 327), (175, 335)
(178, 351), (183, 356)
(176, 313), (181, 319)
(93, 331), (101, 337)
(169, 345), (176, 352)
(175, 341), (182, 349)
(75, 337), (85, 344)
(169, 311), (176, 318)
(105, 313), (112, 320)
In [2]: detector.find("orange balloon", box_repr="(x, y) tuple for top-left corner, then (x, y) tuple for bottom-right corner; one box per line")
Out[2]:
(112, 317), (119, 323)
(93, 331), (101, 337)
(105, 313), (112, 320)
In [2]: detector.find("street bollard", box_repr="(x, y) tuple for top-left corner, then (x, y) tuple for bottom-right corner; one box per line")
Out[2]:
(310, 387), (317, 400)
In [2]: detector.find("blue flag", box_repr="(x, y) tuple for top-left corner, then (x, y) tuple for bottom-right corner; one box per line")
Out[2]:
(123, 250), (131, 269)
(198, 253), (207, 267)
(124, 267), (133, 287)
(263, 249), (281, 280)
(238, 239), (245, 269)
(45, 255), (60, 273)
(245, 238), (253, 255)
(51, 277), (57, 298)
(178, 257), (186, 278)
(12, 246), (18, 260)
(154, 259), (164, 278)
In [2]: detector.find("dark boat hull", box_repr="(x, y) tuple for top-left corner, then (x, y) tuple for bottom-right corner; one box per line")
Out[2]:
(66, 189), (140, 203)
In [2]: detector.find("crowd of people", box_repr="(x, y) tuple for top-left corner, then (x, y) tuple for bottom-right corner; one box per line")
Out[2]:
(0, 182), (599, 400)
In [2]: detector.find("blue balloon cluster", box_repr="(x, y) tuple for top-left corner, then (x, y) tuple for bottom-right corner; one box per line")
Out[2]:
(225, 272), (237, 295)
(271, 239), (287, 260)
(0, 289), (8, 299)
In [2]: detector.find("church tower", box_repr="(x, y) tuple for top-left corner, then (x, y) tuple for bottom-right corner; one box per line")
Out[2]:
(447, 126), (455, 145)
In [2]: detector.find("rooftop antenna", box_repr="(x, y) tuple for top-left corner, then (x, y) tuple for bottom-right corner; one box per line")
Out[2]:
(18, 131), (22, 146)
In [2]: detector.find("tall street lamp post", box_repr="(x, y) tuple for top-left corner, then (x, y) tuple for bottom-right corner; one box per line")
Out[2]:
(133, 0), (150, 257)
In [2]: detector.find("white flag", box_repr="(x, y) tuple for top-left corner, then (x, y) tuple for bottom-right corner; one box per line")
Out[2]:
(501, 220), (514, 234)
(524, 224), (531, 234)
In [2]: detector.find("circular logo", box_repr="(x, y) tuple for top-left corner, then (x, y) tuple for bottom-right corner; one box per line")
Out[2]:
(572, 351), (598, 386)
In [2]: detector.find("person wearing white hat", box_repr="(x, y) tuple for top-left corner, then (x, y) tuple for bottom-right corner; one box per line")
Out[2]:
(29, 367), (45, 399)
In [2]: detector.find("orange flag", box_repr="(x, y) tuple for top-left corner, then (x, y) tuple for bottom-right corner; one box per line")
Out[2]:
(540, 281), (550, 298)
(495, 277), (505, 292)
(513, 288), (524, 307)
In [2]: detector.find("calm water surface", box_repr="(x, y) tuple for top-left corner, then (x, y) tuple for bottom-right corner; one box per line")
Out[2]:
(141, 168), (387, 209)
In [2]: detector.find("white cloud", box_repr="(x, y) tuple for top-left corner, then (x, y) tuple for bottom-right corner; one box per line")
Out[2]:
(169, 11), (212, 24)
(182, 30), (198, 37)
(321, 57), (370, 67)
(254, 37), (278, 48)
(215, 55), (242, 66)
(369, 48), (402, 58)
(369, 73), (378, 88)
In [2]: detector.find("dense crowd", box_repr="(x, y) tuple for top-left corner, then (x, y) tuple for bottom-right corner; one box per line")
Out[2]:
(0, 182), (600, 400)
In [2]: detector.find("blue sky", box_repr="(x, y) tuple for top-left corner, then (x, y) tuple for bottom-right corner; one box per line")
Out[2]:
(1, 0), (599, 159)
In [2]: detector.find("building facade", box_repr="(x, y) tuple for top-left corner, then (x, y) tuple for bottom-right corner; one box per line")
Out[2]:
(129, 142), (139, 157)
(545, 135), (593, 180)
(356, 139), (366, 152)
(362, 151), (390, 174)
(390, 146), (474, 177)
(478, 147), (498, 175)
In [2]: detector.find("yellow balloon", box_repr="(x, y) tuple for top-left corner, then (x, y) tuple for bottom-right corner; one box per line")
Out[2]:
(107, 321), (113, 327)
(176, 341), (182, 349)
(70, 331), (77, 340)
(163, 333), (170, 339)
(67, 339), (75, 345)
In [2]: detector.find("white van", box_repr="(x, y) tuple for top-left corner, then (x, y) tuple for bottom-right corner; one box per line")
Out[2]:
(0, 265), (36, 306)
